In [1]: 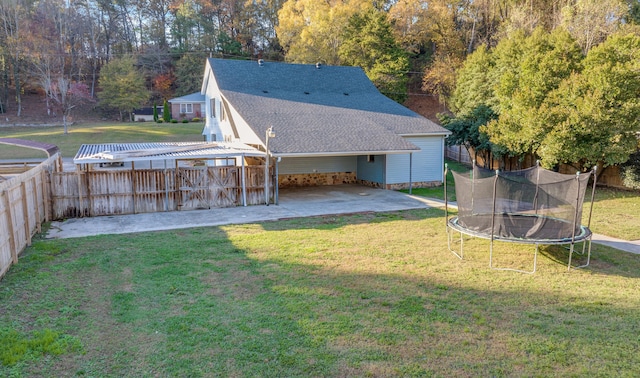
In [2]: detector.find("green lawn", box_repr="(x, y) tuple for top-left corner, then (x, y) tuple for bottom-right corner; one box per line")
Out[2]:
(1, 210), (639, 376)
(0, 122), (204, 159)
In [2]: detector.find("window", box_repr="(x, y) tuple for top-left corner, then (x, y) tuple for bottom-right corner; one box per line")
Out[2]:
(180, 103), (193, 114)
(367, 155), (375, 163)
(210, 99), (216, 117)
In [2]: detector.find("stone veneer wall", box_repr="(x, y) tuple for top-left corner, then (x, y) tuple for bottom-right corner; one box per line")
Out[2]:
(278, 173), (442, 190)
(278, 172), (357, 188)
(385, 181), (441, 190)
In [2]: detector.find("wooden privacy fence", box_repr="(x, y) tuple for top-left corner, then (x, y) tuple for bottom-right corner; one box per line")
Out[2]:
(446, 145), (629, 188)
(50, 165), (271, 219)
(1, 154), (60, 279)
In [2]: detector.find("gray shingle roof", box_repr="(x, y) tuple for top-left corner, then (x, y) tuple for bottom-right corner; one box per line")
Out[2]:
(207, 58), (449, 155)
(169, 92), (205, 103)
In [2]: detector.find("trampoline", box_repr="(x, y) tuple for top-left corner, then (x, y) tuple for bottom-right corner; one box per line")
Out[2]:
(445, 162), (597, 273)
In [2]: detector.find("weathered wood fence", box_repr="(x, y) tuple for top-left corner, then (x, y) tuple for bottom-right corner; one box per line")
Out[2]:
(1, 154), (60, 279)
(50, 165), (272, 219)
(446, 145), (628, 188)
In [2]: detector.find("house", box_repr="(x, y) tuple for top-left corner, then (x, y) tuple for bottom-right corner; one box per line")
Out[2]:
(133, 106), (162, 122)
(200, 58), (451, 190)
(168, 92), (205, 120)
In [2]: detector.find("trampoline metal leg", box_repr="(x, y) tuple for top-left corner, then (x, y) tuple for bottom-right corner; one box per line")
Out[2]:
(568, 238), (592, 271)
(489, 241), (538, 274)
(447, 226), (464, 259)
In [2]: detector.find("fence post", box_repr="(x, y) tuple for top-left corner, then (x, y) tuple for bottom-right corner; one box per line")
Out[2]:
(20, 182), (32, 246)
(2, 190), (17, 264)
(32, 176), (41, 232)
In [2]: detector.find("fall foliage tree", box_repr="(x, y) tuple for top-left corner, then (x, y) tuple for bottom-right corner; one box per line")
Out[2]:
(48, 79), (95, 134)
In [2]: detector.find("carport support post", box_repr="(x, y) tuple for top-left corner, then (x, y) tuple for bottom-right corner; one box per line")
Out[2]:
(131, 161), (137, 214)
(275, 157), (280, 205)
(164, 160), (169, 212)
(241, 154), (247, 206)
(264, 126), (275, 206)
(409, 153), (413, 194)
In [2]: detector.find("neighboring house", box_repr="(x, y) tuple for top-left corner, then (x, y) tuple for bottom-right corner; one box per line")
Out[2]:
(168, 92), (205, 120)
(133, 106), (162, 122)
(201, 58), (451, 189)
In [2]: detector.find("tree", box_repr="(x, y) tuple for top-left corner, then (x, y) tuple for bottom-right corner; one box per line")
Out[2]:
(482, 28), (583, 159)
(439, 104), (499, 167)
(420, 0), (467, 104)
(449, 46), (496, 116)
(535, 32), (640, 170)
(277, 0), (371, 65)
(98, 56), (150, 121)
(338, 8), (409, 103)
(560, 0), (627, 53)
(174, 53), (207, 96)
(0, 0), (29, 117)
(153, 72), (175, 101)
(48, 79), (95, 134)
(162, 99), (170, 122)
(153, 102), (159, 122)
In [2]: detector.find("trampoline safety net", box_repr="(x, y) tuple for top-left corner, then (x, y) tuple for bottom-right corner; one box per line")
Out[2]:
(451, 165), (592, 242)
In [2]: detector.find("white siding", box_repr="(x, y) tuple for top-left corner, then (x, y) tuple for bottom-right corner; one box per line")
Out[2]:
(279, 156), (357, 174)
(386, 136), (444, 184)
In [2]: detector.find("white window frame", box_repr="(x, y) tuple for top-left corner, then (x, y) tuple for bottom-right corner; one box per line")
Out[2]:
(180, 103), (193, 114)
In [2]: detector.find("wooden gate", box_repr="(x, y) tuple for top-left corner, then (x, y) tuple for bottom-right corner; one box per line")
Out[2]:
(176, 166), (240, 210)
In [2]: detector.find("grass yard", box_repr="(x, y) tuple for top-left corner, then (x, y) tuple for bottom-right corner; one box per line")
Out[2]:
(1, 209), (639, 376)
(0, 122), (204, 159)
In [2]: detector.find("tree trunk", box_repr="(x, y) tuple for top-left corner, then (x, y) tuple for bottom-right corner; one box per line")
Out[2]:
(12, 55), (21, 117)
(63, 114), (68, 135)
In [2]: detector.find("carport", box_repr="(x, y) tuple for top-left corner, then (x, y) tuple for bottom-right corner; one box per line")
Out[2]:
(48, 141), (269, 218)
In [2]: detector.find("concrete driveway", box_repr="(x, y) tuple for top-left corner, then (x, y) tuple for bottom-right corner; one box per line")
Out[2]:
(43, 184), (640, 255)
(45, 185), (439, 239)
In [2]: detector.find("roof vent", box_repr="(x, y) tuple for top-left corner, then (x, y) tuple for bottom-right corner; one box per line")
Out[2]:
(258, 59), (264, 66)
(316, 62), (322, 69)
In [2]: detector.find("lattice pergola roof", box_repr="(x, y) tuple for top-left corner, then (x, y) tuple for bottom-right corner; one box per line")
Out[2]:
(73, 141), (265, 165)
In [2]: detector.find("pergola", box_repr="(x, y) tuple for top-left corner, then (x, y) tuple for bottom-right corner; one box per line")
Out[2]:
(73, 141), (267, 208)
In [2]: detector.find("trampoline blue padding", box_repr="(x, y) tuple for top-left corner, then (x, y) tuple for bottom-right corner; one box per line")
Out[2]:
(447, 215), (592, 245)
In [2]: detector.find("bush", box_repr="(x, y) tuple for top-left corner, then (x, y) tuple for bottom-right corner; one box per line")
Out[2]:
(620, 151), (640, 190)
(170, 119), (178, 123)
(191, 117), (201, 122)
(182, 119), (189, 123)
(157, 119), (164, 123)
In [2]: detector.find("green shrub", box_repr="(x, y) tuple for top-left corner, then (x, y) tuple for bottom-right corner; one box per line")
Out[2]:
(170, 119), (178, 123)
(620, 151), (640, 190)
(182, 119), (189, 123)
(191, 117), (201, 122)
(157, 119), (164, 123)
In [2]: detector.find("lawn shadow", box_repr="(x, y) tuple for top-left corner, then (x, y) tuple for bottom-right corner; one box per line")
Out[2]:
(259, 208), (446, 232)
(3, 209), (640, 376)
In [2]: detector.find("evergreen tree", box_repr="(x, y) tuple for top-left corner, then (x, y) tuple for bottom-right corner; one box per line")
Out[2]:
(163, 99), (171, 122)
